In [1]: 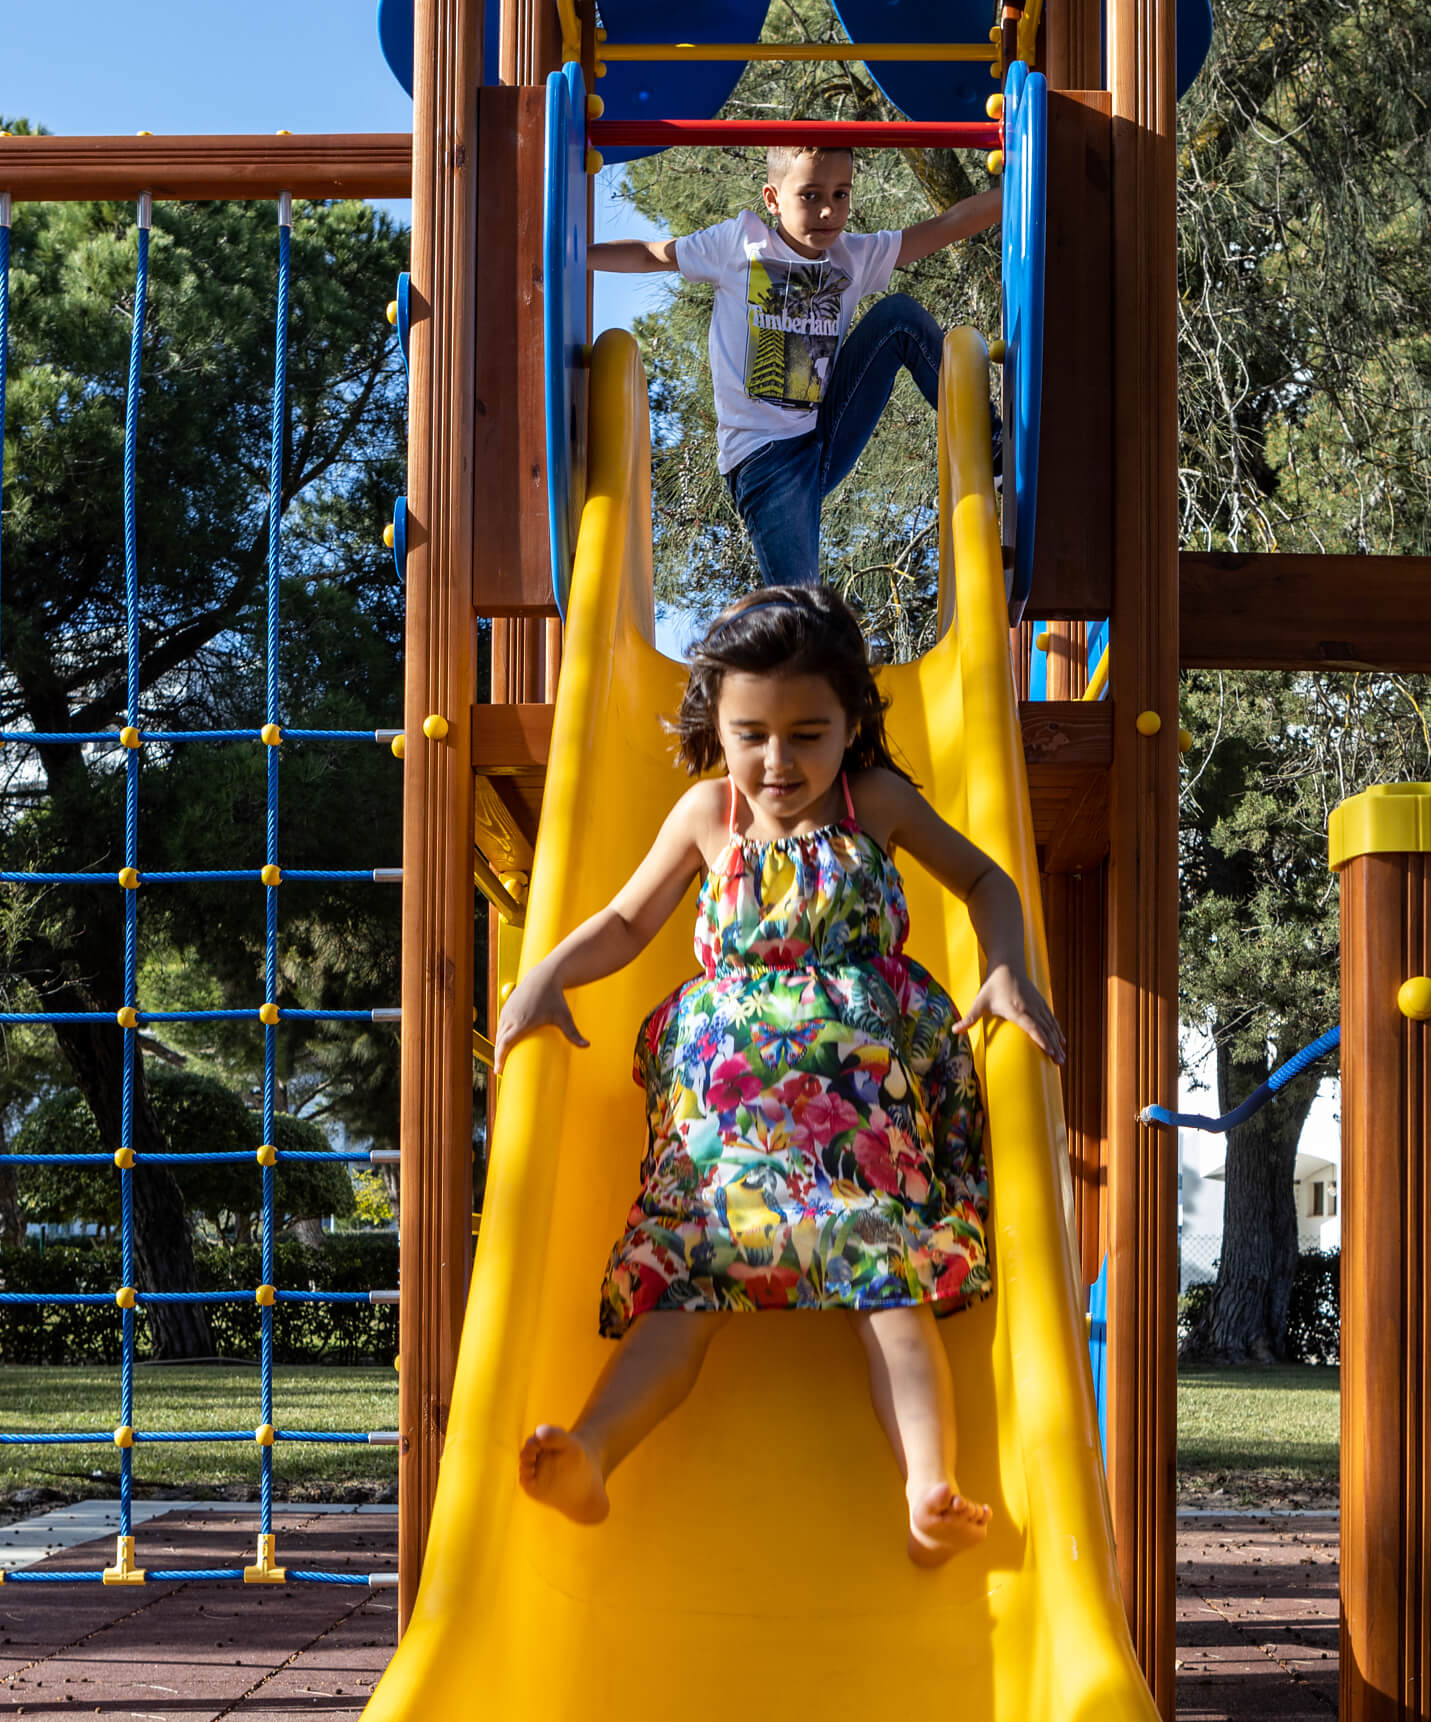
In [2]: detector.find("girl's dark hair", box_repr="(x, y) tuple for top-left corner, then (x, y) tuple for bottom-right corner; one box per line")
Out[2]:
(672, 585), (914, 781)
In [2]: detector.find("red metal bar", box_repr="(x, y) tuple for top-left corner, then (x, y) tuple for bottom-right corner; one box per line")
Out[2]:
(588, 119), (1002, 149)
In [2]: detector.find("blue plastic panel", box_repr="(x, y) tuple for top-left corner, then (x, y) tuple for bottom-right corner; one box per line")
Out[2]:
(1001, 61), (1045, 623)
(829, 0), (997, 123)
(1177, 0), (1213, 96)
(543, 62), (590, 617)
(377, 0), (501, 92)
(593, 1), (772, 165)
(1087, 1254), (1108, 1465)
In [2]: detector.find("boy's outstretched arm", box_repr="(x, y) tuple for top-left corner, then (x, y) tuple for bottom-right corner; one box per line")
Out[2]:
(588, 238), (680, 272)
(895, 187), (1001, 269)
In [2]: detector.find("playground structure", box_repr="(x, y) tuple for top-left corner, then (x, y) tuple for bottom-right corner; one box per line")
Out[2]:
(2, 1), (1430, 1719)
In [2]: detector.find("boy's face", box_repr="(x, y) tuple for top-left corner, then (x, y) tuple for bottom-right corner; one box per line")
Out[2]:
(761, 154), (854, 260)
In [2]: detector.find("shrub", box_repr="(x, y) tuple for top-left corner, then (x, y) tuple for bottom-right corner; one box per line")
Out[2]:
(1285, 1247), (1339, 1365)
(0, 1234), (398, 1365)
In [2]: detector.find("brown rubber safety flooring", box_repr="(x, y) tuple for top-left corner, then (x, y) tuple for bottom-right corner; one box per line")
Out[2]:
(0, 1508), (1338, 1719)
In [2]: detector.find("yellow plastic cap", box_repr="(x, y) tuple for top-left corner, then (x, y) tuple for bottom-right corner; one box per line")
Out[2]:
(113, 1424), (134, 1448)
(255, 1422), (276, 1445)
(986, 93), (1004, 119)
(986, 149), (1004, 175)
(390, 733), (406, 759)
(422, 713), (449, 741)
(119, 726), (141, 749)
(1033, 631), (1050, 653)
(259, 1002), (281, 1025)
(383, 521), (396, 549)
(261, 863), (282, 887)
(385, 299), (399, 325)
(255, 1281), (277, 1304)
(585, 148), (604, 174)
(1135, 710), (1162, 737)
(987, 337), (1006, 363)
(113, 1146), (136, 1170)
(260, 722), (282, 746)
(116, 1006), (139, 1029)
(115, 1286), (137, 1309)
(256, 1142), (278, 1167)
(117, 867), (140, 890)
(1329, 783), (1431, 872)
(1178, 727), (1193, 754)
(588, 94), (605, 119)
(1398, 977), (1431, 1022)
(594, 59), (607, 77)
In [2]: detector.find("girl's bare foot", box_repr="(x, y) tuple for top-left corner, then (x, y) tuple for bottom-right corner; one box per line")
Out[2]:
(906, 1480), (992, 1566)
(518, 1425), (610, 1524)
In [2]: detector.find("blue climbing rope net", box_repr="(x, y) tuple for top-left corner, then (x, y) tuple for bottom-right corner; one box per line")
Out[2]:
(0, 195), (401, 1589)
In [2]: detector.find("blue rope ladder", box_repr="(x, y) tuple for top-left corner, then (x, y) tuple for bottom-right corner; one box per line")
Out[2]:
(0, 195), (402, 1590)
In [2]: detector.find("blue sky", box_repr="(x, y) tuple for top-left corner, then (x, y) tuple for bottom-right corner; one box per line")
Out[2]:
(3, 0), (671, 340)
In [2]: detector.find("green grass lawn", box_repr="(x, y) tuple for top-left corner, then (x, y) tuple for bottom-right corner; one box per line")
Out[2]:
(0, 1366), (398, 1505)
(1178, 1363), (1339, 1502)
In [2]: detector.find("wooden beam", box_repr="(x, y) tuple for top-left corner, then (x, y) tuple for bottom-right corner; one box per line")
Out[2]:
(1181, 551), (1431, 672)
(0, 134), (411, 202)
(397, 0), (481, 1629)
(1106, 0), (1181, 1702)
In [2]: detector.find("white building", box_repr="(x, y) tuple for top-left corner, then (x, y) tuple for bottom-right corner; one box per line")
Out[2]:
(1177, 1065), (1341, 1294)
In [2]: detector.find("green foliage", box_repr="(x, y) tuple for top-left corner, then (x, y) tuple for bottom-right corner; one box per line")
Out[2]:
(0, 1236), (398, 1365)
(8, 1067), (355, 1237)
(1284, 1248), (1340, 1366)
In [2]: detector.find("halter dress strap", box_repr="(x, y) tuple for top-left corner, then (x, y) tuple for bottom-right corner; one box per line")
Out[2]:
(722, 777), (745, 876)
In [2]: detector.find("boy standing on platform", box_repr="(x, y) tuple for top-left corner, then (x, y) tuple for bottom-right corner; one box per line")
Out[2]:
(589, 144), (1000, 588)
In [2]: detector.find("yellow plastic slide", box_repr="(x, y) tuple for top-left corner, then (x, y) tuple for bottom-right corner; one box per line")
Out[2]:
(363, 327), (1157, 1722)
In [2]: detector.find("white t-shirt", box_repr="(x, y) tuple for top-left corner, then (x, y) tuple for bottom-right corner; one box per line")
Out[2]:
(675, 210), (903, 475)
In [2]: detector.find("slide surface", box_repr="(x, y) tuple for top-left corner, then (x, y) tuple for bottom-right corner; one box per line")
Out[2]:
(363, 327), (1157, 1722)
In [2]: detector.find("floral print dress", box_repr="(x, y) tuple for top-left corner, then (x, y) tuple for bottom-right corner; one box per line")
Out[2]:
(598, 775), (991, 1338)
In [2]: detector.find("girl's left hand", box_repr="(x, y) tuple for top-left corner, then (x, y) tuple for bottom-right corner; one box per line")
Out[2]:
(953, 963), (1066, 1064)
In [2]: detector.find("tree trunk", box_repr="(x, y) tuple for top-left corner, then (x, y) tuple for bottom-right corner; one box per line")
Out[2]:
(0, 1117), (24, 1246)
(50, 1015), (212, 1359)
(1180, 1039), (1320, 1364)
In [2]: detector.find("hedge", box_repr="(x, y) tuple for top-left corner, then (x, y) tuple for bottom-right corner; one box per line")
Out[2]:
(0, 1235), (398, 1365)
(1178, 1247), (1340, 1365)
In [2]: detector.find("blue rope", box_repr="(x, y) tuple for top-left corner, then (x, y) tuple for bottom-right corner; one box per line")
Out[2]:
(1140, 1026), (1341, 1132)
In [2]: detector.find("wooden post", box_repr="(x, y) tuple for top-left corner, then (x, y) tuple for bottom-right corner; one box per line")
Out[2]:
(1044, 865), (1109, 1285)
(1331, 784), (1431, 1722)
(1104, 0), (1181, 1705)
(398, 0), (482, 1628)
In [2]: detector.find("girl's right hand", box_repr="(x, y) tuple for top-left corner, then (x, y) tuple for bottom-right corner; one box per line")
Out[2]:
(493, 964), (590, 1073)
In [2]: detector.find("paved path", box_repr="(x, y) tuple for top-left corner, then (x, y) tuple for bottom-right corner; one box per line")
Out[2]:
(0, 1505), (1340, 1719)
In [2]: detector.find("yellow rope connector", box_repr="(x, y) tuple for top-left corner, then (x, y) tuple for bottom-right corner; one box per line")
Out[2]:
(119, 726), (141, 749)
(261, 864), (282, 887)
(986, 149), (1004, 175)
(260, 722), (282, 746)
(1178, 727), (1194, 754)
(118, 867), (140, 890)
(115, 1286), (137, 1309)
(1397, 976), (1431, 1021)
(254, 1282), (277, 1305)
(113, 1424), (134, 1448)
(1135, 710), (1162, 737)
(259, 1002), (281, 1025)
(382, 521), (396, 549)
(113, 1146), (135, 1170)
(116, 1006), (139, 1029)
(243, 1532), (286, 1585)
(256, 1143), (278, 1167)
(103, 1533), (146, 1585)
(254, 1421), (276, 1445)
(585, 148), (604, 174)
(422, 713), (449, 741)
(385, 299), (398, 325)
(390, 733), (405, 759)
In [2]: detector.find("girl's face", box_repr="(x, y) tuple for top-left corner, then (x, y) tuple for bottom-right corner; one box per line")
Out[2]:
(714, 671), (853, 831)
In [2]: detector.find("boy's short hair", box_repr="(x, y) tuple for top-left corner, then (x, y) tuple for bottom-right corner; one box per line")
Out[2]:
(765, 143), (855, 186)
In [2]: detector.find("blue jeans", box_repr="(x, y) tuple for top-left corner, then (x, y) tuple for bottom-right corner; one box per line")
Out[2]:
(725, 293), (982, 589)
